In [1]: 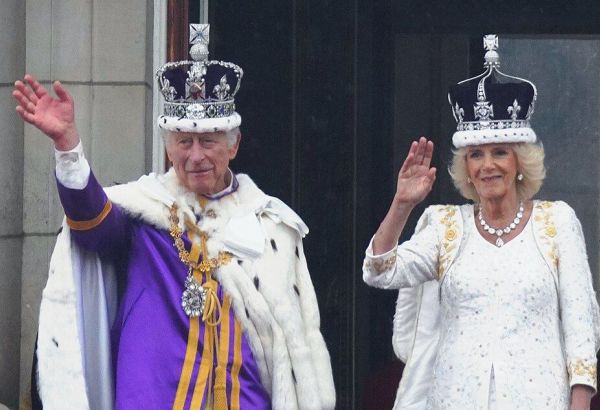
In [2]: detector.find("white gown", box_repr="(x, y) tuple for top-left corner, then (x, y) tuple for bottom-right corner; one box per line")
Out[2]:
(431, 216), (568, 409)
(363, 201), (599, 410)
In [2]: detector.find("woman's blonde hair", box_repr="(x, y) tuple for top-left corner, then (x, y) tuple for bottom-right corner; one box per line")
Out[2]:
(448, 142), (546, 202)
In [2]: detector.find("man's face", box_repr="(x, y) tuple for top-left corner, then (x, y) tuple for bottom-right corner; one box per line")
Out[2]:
(166, 130), (240, 195)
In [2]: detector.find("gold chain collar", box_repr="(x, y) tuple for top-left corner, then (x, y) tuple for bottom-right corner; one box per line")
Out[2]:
(168, 203), (233, 321)
(169, 204), (233, 273)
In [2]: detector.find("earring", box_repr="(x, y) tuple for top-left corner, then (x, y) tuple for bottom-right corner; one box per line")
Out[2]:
(467, 177), (471, 184)
(517, 173), (524, 181)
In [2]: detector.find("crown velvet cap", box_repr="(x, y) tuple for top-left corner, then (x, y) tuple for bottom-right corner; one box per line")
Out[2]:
(448, 35), (538, 148)
(156, 24), (243, 133)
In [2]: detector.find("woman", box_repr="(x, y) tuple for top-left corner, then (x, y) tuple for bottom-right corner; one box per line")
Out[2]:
(363, 36), (600, 410)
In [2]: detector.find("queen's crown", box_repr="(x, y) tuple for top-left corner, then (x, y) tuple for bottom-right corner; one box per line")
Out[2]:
(447, 34), (538, 148)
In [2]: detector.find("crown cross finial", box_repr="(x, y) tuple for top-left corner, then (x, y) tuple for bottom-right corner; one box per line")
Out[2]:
(483, 34), (500, 68)
(187, 24), (210, 99)
(190, 24), (209, 46)
(189, 24), (210, 62)
(483, 35), (498, 52)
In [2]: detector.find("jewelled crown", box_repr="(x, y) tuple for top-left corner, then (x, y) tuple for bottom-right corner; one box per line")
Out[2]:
(156, 24), (244, 133)
(448, 35), (537, 148)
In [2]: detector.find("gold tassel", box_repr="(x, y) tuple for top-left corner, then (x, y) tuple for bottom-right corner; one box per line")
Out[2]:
(202, 279), (222, 326)
(213, 367), (228, 410)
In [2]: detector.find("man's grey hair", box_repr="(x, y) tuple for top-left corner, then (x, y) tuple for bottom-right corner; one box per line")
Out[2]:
(162, 127), (241, 148)
(224, 127), (241, 147)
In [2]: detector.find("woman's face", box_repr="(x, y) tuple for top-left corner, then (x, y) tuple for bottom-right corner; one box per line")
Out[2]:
(465, 143), (518, 202)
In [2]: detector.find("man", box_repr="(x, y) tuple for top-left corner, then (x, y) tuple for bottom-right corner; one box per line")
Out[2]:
(13, 24), (335, 410)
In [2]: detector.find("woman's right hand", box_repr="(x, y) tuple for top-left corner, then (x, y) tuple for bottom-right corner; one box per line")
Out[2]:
(394, 137), (437, 207)
(13, 74), (80, 151)
(371, 137), (436, 255)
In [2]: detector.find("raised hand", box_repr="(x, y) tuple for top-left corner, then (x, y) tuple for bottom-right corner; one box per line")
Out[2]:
(13, 74), (79, 151)
(371, 137), (437, 255)
(395, 137), (437, 206)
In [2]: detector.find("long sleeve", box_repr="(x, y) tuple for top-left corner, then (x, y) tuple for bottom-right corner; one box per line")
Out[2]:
(55, 144), (130, 255)
(55, 142), (91, 189)
(362, 206), (440, 289)
(555, 201), (600, 391)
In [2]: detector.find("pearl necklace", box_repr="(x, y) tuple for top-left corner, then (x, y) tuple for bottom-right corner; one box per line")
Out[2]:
(478, 201), (524, 247)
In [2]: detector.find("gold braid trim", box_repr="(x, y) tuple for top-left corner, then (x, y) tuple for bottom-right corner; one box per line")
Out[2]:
(568, 359), (598, 381)
(66, 200), (112, 231)
(438, 206), (458, 280)
(365, 253), (397, 274)
(534, 201), (558, 270)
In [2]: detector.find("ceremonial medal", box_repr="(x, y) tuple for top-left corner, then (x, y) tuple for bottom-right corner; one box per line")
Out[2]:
(181, 272), (207, 317)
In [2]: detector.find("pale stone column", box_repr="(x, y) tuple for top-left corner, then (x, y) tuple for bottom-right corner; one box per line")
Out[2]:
(0, 1), (25, 407)
(19, 0), (155, 404)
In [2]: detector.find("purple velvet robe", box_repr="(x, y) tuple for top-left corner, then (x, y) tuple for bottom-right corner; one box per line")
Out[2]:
(57, 171), (271, 409)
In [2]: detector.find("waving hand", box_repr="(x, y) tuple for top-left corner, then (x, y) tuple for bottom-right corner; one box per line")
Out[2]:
(13, 74), (79, 150)
(394, 137), (437, 206)
(371, 137), (437, 255)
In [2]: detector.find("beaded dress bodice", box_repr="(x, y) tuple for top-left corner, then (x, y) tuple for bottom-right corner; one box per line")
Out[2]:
(429, 215), (569, 409)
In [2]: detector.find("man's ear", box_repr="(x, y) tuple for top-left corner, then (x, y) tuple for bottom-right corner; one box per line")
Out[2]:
(165, 145), (174, 163)
(228, 132), (241, 159)
(163, 131), (174, 162)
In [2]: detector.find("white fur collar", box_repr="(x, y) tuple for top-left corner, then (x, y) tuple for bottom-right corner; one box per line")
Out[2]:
(104, 168), (264, 230)
(104, 169), (308, 259)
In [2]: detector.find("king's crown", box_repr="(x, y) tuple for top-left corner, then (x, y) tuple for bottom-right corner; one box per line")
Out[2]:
(156, 24), (244, 123)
